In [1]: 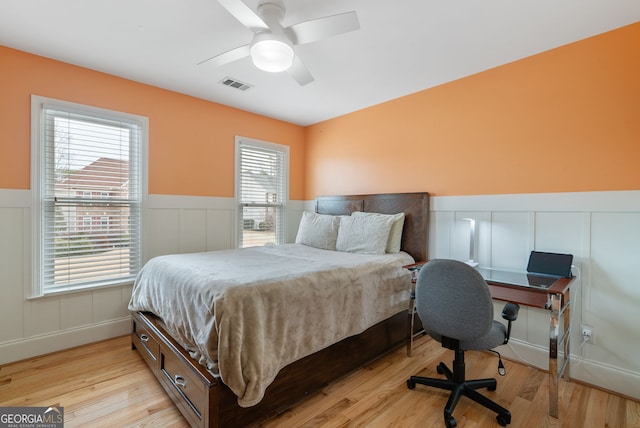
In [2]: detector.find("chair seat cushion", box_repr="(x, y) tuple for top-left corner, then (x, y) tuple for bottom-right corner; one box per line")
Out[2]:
(428, 320), (507, 351)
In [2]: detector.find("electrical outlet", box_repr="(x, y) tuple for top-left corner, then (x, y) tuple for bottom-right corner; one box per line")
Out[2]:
(581, 324), (595, 344)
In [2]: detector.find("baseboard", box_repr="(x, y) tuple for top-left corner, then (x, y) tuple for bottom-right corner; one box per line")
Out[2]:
(498, 338), (640, 401)
(0, 317), (131, 365)
(569, 356), (640, 401)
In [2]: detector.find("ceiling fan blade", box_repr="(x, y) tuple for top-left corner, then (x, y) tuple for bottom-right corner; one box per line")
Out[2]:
(288, 56), (314, 86)
(284, 11), (359, 45)
(198, 44), (251, 67)
(217, 0), (269, 32)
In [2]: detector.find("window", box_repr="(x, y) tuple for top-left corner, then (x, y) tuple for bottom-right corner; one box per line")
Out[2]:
(31, 96), (146, 296)
(236, 137), (288, 248)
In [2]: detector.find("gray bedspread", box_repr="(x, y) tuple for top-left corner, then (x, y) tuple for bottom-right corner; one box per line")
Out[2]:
(128, 243), (413, 407)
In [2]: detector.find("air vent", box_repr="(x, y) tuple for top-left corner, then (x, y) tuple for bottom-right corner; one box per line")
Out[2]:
(219, 77), (253, 91)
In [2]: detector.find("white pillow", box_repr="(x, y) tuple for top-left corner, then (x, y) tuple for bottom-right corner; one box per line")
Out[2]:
(295, 211), (341, 250)
(336, 214), (395, 255)
(351, 211), (405, 253)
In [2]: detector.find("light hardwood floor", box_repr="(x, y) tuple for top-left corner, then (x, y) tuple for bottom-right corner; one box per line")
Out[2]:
(1, 334), (639, 427)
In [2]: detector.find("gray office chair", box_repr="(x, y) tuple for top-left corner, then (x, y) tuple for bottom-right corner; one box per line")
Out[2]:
(407, 259), (519, 428)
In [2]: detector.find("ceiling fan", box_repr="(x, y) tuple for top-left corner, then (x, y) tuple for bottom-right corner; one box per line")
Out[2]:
(199, 0), (360, 86)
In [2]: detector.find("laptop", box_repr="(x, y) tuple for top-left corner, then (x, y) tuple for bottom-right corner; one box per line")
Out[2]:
(527, 251), (573, 278)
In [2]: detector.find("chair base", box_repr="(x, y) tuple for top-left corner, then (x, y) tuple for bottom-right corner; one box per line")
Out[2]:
(407, 352), (511, 427)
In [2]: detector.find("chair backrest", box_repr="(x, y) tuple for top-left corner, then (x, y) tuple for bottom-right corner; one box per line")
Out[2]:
(415, 259), (494, 342)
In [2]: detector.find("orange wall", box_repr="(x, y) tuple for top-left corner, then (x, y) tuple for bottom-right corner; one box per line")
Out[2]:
(305, 23), (640, 198)
(3, 23), (639, 201)
(0, 46), (306, 199)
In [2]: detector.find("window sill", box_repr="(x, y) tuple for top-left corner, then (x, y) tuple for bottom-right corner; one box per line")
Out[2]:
(28, 279), (135, 300)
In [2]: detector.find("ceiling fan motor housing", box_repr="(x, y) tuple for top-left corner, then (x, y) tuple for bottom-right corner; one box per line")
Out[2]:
(257, 2), (286, 28)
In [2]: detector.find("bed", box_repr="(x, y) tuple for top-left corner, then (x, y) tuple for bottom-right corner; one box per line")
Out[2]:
(130, 192), (429, 428)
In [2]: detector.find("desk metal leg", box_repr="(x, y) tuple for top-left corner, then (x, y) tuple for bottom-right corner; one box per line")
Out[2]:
(549, 293), (560, 418)
(407, 302), (415, 357)
(563, 289), (571, 382)
(548, 289), (571, 418)
(407, 281), (425, 357)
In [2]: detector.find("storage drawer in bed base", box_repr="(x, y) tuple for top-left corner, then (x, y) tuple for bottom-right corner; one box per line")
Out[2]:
(131, 311), (217, 428)
(131, 310), (408, 428)
(132, 316), (159, 369)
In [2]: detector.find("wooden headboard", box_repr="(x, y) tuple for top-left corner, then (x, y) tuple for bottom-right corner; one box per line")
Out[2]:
(315, 192), (430, 262)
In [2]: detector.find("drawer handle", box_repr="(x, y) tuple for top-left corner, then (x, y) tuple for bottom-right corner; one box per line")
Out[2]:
(140, 334), (149, 342)
(174, 375), (187, 388)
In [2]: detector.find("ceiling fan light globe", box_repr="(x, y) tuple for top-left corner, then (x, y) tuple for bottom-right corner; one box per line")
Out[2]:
(250, 38), (294, 72)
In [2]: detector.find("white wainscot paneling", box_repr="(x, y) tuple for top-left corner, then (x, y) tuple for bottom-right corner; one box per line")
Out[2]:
(285, 200), (309, 243)
(26, 297), (61, 336)
(489, 211), (533, 269)
(122, 283), (134, 308)
(0, 207), (26, 342)
(534, 212), (587, 257)
(179, 209), (208, 253)
(145, 195), (237, 259)
(526, 307), (556, 355)
(206, 209), (234, 250)
(60, 292), (93, 330)
(146, 209), (181, 259)
(93, 286), (131, 322)
(429, 211), (454, 260)
(588, 212), (640, 373)
(505, 304), (552, 349)
(534, 211), (589, 341)
(144, 196), (306, 258)
(493, 304), (552, 370)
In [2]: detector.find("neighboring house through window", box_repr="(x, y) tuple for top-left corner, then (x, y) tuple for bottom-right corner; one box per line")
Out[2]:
(31, 96), (147, 296)
(236, 137), (288, 248)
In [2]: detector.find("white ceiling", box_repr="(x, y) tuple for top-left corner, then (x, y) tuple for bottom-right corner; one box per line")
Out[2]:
(1, 0), (639, 126)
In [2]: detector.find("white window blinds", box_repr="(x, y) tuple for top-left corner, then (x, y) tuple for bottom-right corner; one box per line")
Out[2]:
(34, 100), (143, 294)
(237, 139), (288, 248)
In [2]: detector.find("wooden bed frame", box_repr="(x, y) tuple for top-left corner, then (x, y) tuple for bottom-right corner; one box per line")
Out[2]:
(131, 192), (429, 428)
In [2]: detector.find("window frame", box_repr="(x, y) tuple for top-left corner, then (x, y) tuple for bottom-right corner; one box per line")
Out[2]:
(235, 136), (289, 248)
(30, 95), (148, 297)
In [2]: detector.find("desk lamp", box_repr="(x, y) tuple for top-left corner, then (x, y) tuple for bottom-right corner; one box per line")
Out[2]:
(460, 218), (479, 267)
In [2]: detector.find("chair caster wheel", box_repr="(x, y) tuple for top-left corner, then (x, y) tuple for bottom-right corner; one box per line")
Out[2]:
(436, 364), (444, 375)
(407, 379), (416, 389)
(496, 413), (511, 426)
(445, 416), (457, 428)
